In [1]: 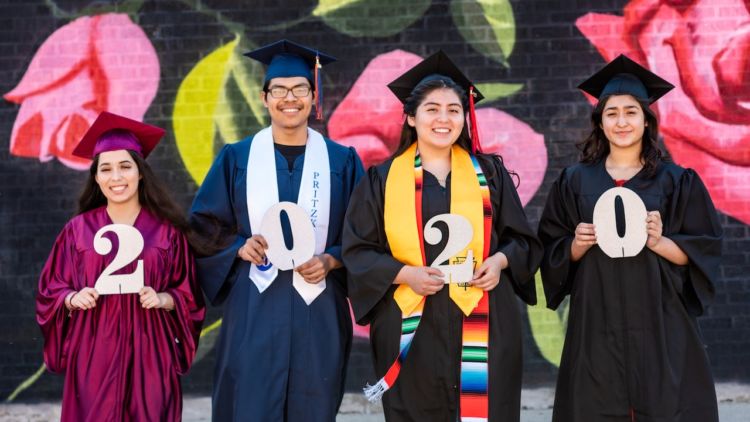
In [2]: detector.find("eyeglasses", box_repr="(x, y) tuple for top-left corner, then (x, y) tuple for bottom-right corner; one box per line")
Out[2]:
(267, 85), (312, 98)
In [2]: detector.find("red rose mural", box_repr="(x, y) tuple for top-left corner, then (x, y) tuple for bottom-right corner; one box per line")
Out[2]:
(4, 13), (160, 170)
(330, 50), (548, 337)
(577, 0), (750, 224)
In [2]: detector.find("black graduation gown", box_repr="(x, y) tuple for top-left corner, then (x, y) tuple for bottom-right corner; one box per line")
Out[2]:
(189, 135), (364, 422)
(342, 155), (543, 422)
(537, 160), (722, 422)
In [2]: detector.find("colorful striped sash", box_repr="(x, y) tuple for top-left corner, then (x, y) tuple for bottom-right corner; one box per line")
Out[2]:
(366, 143), (491, 422)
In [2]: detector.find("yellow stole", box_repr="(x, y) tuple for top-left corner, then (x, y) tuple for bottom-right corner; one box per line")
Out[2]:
(384, 143), (485, 316)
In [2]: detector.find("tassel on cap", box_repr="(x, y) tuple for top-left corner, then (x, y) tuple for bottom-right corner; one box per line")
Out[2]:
(314, 53), (323, 120)
(469, 86), (481, 154)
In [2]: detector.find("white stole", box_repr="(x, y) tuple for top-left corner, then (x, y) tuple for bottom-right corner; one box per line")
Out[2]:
(246, 127), (331, 304)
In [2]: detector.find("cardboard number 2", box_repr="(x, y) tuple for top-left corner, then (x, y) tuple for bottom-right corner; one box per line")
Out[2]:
(592, 187), (648, 258)
(424, 214), (475, 284)
(93, 224), (145, 294)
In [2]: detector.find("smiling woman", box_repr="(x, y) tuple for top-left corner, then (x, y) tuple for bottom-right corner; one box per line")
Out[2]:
(343, 51), (543, 422)
(35, 112), (205, 422)
(538, 55), (723, 422)
(94, 148), (141, 209)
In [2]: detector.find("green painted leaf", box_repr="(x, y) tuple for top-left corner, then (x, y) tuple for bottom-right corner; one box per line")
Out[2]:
(527, 271), (568, 367)
(475, 82), (523, 101)
(451, 0), (515, 67)
(313, 0), (432, 38)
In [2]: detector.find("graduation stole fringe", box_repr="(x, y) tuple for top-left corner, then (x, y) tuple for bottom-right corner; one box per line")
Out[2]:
(366, 143), (492, 422)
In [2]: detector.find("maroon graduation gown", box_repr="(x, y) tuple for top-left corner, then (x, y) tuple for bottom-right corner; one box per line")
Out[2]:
(36, 206), (205, 422)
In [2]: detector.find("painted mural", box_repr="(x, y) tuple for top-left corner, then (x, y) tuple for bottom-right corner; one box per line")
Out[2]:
(576, 0), (750, 226)
(1, 0), (748, 401)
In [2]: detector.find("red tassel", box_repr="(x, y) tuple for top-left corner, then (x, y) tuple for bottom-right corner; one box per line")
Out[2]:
(469, 86), (481, 154)
(314, 54), (323, 121)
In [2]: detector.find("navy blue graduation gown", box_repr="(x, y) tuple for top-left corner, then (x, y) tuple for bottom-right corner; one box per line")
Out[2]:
(538, 161), (722, 422)
(189, 134), (364, 422)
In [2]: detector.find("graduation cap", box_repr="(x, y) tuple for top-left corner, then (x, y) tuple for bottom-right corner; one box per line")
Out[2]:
(578, 54), (674, 104)
(245, 39), (336, 120)
(387, 50), (485, 153)
(72, 111), (165, 160)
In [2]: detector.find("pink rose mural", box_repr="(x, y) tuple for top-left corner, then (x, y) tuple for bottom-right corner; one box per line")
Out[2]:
(330, 50), (548, 337)
(4, 13), (160, 170)
(576, 0), (750, 224)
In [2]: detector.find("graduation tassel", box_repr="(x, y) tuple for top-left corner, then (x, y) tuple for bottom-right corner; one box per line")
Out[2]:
(314, 53), (323, 120)
(469, 86), (481, 154)
(363, 379), (388, 402)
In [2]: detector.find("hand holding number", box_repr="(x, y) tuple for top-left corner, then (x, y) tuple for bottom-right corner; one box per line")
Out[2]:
(69, 287), (99, 310)
(238, 235), (268, 265)
(571, 222), (597, 261)
(295, 254), (339, 284)
(574, 223), (597, 246)
(139, 287), (174, 310)
(471, 252), (507, 291)
(645, 211), (663, 249)
(399, 266), (445, 296)
(139, 286), (161, 309)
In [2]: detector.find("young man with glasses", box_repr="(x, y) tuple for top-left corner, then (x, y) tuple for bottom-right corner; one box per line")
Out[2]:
(189, 39), (364, 421)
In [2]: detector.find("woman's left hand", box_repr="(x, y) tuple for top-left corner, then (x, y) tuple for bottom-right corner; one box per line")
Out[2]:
(646, 210), (663, 249)
(471, 252), (508, 291)
(139, 286), (174, 310)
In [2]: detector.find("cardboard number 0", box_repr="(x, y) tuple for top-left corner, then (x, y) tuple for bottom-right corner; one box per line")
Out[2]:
(260, 202), (316, 270)
(592, 187), (648, 258)
(93, 224), (145, 294)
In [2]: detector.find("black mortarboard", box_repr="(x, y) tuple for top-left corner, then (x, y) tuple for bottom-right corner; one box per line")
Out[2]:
(387, 50), (484, 104)
(578, 54), (674, 104)
(387, 51), (485, 153)
(244, 39), (335, 83)
(245, 39), (336, 120)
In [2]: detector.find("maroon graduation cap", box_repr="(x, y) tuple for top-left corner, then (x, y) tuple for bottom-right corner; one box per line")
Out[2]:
(72, 111), (165, 160)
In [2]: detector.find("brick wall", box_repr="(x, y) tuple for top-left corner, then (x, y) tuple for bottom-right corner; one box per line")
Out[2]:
(1, 0), (748, 400)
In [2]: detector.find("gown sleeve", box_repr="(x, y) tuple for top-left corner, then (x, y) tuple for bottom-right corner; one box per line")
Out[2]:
(163, 229), (207, 375)
(36, 223), (78, 373)
(189, 144), (245, 305)
(324, 146), (365, 263)
(484, 156), (544, 305)
(342, 165), (405, 325)
(666, 169), (723, 316)
(537, 168), (582, 310)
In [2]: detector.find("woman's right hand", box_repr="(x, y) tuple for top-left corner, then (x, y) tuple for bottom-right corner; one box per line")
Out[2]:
(396, 266), (445, 296)
(237, 235), (268, 265)
(69, 287), (99, 310)
(571, 222), (597, 262)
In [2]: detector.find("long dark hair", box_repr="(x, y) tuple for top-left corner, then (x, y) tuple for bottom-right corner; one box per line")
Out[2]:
(389, 77), (518, 185)
(577, 94), (668, 177)
(390, 77), (473, 158)
(78, 150), (187, 229)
